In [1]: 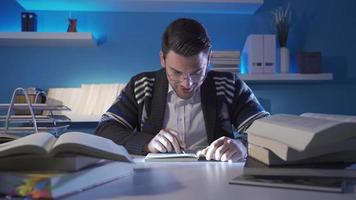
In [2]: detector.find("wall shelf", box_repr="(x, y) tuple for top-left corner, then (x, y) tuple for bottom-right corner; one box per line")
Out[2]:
(16, 0), (264, 14)
(238, 73), (333, 82)
(0, 32), (97, 47)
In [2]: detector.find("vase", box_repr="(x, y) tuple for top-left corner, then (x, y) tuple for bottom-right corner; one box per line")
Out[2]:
(280, 47), (290, 73)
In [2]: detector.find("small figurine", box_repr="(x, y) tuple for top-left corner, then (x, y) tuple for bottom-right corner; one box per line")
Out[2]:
(67, 18), (77, 32)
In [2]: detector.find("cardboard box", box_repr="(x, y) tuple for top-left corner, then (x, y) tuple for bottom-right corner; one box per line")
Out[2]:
(297, 52), (322, 74)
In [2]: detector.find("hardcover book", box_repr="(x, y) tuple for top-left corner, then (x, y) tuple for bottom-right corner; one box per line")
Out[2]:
(246, 113), (356, 165)
(0, 161), (133, 199)
(242, 157), (356, 179)
(230, 175), (345, 193)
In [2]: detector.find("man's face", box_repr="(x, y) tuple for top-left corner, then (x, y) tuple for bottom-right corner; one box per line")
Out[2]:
(160, 50), (209, 100)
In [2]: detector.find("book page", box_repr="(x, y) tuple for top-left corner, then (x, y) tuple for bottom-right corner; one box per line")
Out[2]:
(248, 133), (289, 160)
(261, 114), (341, 133)
(0, 132), (55, 157)
(145, 152), (199, 162)
(51, 132), (131, 162)
(246, 114), (346, 151)
(249, 132), (356, 162)
(301, 113), (356, 123)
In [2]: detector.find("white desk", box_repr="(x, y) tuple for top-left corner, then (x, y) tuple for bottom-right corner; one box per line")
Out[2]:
(66, 156), (356, 200)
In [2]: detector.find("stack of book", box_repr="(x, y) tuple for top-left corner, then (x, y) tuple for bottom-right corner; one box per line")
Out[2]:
(246, 113), (356, 165)
(210, 50), (240, 74)
(230, 113), (356, 192)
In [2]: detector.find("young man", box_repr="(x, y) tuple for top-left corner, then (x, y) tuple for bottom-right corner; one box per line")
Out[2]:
(95, 18), (269, 162)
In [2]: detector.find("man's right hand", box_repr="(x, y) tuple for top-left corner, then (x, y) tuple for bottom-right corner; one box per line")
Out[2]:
(146, 128), (185, 153)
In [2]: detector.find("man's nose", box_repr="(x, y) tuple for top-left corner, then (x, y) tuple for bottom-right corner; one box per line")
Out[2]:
(181, 74), (193, 88)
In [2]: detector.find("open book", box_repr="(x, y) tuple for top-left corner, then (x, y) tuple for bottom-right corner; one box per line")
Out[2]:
(0, 133), (20, 143)
(145, 152), (200, 162)
(246, 113), (356, 165)
(0, 132), (132, 170)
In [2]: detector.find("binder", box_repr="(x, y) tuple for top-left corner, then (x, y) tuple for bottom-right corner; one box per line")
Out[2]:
(242, 34), (264, 74)
(27, 12), (37, 32)
(21, 12), (37, 32)
(242, 34), (276, 74)
(21, 12), (28, 32)
(263, 34), (276, 73)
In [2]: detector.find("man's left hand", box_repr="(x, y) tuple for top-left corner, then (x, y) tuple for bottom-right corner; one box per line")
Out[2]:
(197, 136), (247, 162)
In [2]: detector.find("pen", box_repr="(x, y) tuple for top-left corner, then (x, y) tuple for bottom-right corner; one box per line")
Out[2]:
(180, 145), (186, 154)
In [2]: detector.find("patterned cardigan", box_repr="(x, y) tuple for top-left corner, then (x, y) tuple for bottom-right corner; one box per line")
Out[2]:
(95, 68), (269, 155)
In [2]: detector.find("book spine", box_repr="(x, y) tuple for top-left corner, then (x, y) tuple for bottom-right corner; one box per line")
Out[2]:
(9, 177), (52, 199)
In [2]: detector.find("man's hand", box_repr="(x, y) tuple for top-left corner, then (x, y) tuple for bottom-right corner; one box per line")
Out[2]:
(146, 128), (185, 153)
(197, 136), (247, 162)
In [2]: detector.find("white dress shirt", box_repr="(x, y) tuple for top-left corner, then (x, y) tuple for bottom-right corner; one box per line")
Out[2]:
(162, 85), (208, 151)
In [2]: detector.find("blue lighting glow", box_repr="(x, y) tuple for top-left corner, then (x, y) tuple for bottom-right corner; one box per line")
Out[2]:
(15, 0), (263, 13)
(240, 52), (248, 75)
(290, 60), (298, 73)
(0, 23), (21, 32)
(16, 0), (102, 12)
(6, 11), (102, 39)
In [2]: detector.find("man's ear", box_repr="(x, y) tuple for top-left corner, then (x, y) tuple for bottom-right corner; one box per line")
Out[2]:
(207, 50), (212, 65)
(160, 51), (165, 68)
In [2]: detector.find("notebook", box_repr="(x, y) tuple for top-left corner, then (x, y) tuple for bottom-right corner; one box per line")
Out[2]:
(144, 152), (200, 162)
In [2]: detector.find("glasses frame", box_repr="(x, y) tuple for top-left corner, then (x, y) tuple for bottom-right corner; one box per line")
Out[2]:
(166, 66), (207, 84)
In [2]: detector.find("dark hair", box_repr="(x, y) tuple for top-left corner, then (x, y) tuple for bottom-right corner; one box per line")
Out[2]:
(161, 18), (212, 57)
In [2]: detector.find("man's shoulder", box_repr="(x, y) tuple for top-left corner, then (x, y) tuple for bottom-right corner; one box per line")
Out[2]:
(207, 70), (246, 85)
(206, 70), (250, 95)
(207, 70), (234, 79)
(206, 70), (235, 83)
(130, 68), (164, 84)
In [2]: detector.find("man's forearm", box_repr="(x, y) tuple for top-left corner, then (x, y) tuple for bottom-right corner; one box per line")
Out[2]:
(95, 121), (154, 155)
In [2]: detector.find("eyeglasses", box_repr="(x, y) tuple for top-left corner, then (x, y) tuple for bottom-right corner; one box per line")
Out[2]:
(166, 67), (206, 84)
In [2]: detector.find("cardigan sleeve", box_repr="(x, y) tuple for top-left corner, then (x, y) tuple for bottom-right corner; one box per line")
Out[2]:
(95, 76), (155, 155)
(231, 78), (270, 134)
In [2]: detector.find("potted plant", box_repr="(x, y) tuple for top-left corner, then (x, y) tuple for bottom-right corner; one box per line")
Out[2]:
(272, 4), (292, 73)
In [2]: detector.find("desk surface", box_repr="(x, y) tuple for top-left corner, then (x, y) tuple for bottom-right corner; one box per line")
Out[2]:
(66, 156), (356, 200)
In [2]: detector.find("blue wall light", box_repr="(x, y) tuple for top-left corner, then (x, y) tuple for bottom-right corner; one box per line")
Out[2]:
(240, 52), (248, 75)
(16, 0), (100, 12)
(16, 0), (263, 13)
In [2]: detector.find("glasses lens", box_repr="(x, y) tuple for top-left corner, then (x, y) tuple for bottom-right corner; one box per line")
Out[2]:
(168, 68), (205, 83)
(190, 74), (203, 82)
